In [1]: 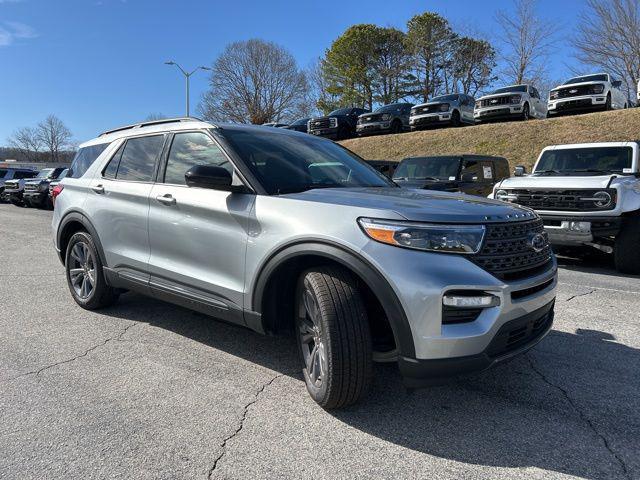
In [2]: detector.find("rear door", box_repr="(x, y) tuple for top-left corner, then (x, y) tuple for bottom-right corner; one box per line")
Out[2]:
(84, 134), (166, 287)
(147, 130), (255, 324)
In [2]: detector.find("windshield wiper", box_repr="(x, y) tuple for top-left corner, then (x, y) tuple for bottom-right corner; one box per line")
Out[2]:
(570, 169), (616, 174)
(533, 169), (562, 175)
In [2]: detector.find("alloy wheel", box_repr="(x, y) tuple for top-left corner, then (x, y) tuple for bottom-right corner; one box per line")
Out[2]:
(68, 241), (96, 299)
(297, 286), (328, 388)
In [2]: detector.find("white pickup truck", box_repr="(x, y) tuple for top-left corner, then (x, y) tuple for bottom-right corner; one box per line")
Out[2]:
(491, 142), (640, 274)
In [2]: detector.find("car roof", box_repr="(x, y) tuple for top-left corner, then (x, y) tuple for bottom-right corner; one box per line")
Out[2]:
(543, 141), (639, 150)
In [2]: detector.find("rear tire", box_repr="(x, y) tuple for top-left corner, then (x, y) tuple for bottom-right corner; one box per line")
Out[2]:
(65, 231), (120, 310)
(295, 266), (372, 409)
(614, 219), (640, 274)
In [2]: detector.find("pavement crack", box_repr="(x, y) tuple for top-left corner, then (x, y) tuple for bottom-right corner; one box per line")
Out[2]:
(5, 322), (138, 382)
(207, 372), (284, 479)
(526, 354), (631, 480)
(565, 289), (596, 302)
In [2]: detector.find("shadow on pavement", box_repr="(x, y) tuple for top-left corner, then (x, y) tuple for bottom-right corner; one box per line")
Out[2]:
(105, 294), (639, 480)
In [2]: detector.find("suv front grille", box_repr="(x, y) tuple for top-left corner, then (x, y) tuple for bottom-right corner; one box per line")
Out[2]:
(471, 218), (552, 280)
(309, 117), (337, 130)
(24, 184), (39, 192)
(480, 96), (510, 107)
(555, 85), (591, 98)
(503, 189), (616, 211)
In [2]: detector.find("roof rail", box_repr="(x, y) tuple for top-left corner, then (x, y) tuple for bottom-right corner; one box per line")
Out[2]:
(99, 117), (205, 137)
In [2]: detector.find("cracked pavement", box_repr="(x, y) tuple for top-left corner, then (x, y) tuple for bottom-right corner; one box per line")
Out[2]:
(1, 204), (639, 480)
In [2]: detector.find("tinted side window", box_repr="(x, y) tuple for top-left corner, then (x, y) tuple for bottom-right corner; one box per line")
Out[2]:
(461, 160), (481, 181)
(164, 132), (232, 185)
(116, 135), (164, 182)
(69, 143), (109, 178)
(103, 143), (124, 179)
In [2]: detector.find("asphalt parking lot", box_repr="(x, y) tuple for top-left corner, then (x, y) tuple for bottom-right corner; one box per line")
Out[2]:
(0, 203), (638, 480)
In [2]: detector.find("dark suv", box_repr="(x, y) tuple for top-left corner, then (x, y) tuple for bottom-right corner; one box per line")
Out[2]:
(308, 107), (369, 140)
(393, 155), (510, 197)
(356, 103), (413, 136)
(23, 167), (68, 208)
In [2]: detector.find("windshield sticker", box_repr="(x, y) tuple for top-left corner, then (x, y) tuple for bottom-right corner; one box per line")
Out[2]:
(449, 176), (456, 181)
(483, 166), (493, 179)
(623, 168), (633, 173)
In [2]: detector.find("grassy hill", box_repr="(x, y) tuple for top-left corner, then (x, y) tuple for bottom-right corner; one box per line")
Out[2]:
(340, 108), (640, 171)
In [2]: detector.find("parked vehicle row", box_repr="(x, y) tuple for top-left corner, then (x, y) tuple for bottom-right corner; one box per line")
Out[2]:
(1, 166), (68, 208)
(299, 72), (630, 141)
(48, 117), (557, 409)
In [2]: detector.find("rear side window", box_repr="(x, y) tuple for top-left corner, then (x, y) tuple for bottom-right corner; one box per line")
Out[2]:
(105, 135), (165, 182)
(69, 143), (109, 178)
(163, 132), (232, 185)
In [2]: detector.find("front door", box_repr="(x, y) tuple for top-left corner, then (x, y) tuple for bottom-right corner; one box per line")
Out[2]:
(147, 130), (255, 324)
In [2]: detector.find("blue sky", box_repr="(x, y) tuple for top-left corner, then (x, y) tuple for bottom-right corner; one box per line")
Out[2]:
(0, 0), (585, 145)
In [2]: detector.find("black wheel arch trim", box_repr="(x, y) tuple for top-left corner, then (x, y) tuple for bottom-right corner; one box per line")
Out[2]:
(251, 240), (416, 358)
(56, 210), (108, 268)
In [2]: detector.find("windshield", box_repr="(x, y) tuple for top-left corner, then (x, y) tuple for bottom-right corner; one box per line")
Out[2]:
(393, 157), (461, 180)
(534, 147), (633, 175)
(375, 104), (404, 113)
(291, 118), (309, 126)
(221, 128), (394, 194)
(36, 169), (54, 179)
(430, 94), (459, 102)
(329, 108), (353, 116)
(563, 74), (607, 85)
(491, 85), (527, 94)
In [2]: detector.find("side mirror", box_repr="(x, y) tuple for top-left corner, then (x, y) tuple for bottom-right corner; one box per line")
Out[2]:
(185, 165), (242, 191)
(612, 80), (622, 88)
(460, 172), (477, 182)
(514, 165), (527, 176)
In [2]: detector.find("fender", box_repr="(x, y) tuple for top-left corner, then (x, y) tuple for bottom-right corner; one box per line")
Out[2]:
(251, 240), (416, 358)
(56, 210), (108, 268)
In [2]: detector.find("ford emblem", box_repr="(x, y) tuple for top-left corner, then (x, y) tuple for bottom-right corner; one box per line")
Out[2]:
(529, 232), (548, 252)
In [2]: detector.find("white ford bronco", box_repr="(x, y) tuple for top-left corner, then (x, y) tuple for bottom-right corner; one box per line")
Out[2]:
(491, 142), (640, 274)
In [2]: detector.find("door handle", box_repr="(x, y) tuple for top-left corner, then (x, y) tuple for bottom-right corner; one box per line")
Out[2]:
(156, 194), (176, 205)
(91, 184), (104, 194)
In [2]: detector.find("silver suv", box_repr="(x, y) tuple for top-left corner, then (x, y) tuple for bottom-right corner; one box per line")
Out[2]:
(53, 117), (557, 408)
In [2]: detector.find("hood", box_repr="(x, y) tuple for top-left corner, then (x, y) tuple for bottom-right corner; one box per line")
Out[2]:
(551, 81), (600, 92)
(282, 187), (534, 223)
(498, 174), (622, 189)
(477, 92), (516, 101)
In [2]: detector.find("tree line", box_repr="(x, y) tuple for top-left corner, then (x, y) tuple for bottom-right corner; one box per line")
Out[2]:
(198, 0), (640, 124)
(6, 114), (74, 164)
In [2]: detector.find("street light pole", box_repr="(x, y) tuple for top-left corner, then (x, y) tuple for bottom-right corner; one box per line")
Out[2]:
(164, 61), (212, 117)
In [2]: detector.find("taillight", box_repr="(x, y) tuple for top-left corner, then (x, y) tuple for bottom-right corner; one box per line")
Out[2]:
(51, 184), (64, 205)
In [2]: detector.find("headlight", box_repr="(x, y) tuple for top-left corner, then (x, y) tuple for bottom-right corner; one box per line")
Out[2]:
(495, 189), (509, 201)
(358, 218), (486, 254)
(549, 91), (558, 100)
(590, 84), (605, 94)
(381, 113), (391, 121)
(510, 95), (522, 104)
(439, 103), (450, 112)
(39, 182), (48, 191)
(475, 101), (481, 108)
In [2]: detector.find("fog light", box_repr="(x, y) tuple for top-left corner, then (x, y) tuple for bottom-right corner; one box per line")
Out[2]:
(443, 294), (500, 308)
(568, 221), (591, 233)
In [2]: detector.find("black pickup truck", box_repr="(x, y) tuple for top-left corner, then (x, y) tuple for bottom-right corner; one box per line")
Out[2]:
(307, 107), (370, 140)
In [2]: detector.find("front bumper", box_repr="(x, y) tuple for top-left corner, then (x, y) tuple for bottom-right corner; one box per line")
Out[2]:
(540, 215), (621, 245)
(474, 104), (523, 121)
(309, 126), (339, 139)
(356, 121), (392, 135)
(23, 191), (48, 204)
(548, 95), (607, 114)
(359, 240), (558, 379)
(400, 300), (554, 387)
(4, 190), (23, 201)
(409, 112), (452, 128)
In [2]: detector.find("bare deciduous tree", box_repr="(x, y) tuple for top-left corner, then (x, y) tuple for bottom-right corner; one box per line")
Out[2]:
(573, 0), (640, 99)
(37, 115), (72, 163)
(496, 0), (555, 85)
(8, 126), (42, 162)
(198, 39), (309, 124)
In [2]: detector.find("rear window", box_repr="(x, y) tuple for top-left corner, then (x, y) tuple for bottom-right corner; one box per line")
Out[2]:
(69, 143), (110, 178)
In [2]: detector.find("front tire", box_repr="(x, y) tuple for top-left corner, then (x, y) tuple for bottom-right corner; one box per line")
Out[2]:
(614, 219), (640, 274)
(451, 110), (461, 127)
(65, 231), (119, 310)
(605, 94), (612, 111)
(522, 103), (531, 120)
(296, 266), (372, 409)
